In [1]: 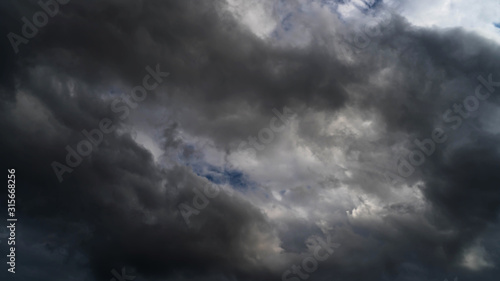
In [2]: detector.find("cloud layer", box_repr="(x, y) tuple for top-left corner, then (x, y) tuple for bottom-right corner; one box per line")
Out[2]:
(1, 0), (500, 280)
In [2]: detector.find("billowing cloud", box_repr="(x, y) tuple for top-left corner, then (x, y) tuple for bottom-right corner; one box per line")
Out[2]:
(1, 0), (499, 280)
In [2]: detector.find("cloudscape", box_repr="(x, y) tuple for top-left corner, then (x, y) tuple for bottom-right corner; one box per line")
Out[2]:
(1, 0), (500, 280)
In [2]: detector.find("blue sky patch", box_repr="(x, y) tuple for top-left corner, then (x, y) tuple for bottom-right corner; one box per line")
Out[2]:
(189, 161), (255, 192)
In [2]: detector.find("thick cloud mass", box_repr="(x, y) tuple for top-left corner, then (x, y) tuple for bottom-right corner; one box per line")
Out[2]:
(1, 0), (500, 280)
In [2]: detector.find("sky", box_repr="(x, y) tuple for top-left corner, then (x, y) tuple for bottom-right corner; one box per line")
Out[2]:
(1, 0), (500, 280)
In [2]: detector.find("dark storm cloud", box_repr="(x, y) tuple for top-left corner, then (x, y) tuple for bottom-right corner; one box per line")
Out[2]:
(1, 0), (500, 280)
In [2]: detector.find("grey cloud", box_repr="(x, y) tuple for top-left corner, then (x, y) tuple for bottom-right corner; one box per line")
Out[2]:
(1, 0), (500, 280)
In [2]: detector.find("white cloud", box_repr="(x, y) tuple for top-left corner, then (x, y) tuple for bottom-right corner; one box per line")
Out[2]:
(462, 241), (495, 270)
(224, 0), (278, 39)
(401, 0), (500, 44)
